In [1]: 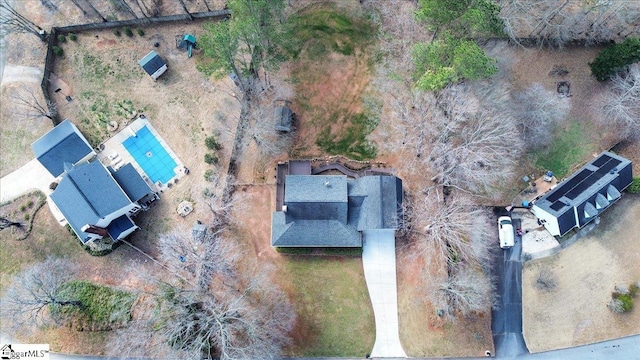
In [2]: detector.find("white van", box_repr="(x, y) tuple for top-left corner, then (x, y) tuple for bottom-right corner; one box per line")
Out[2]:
(498, 216), (515, 249)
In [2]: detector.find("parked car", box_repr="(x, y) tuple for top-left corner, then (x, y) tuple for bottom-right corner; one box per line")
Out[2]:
(498, 216), (515, 249)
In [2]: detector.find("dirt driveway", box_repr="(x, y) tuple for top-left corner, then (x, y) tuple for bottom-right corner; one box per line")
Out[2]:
(522, 194), (640, 352)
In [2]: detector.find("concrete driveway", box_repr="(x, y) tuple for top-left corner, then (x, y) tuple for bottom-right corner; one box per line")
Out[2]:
(361, 229), (407, 358)
(0, 158), (54, 203)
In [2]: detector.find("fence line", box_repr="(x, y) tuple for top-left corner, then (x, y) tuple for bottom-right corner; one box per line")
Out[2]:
(40, 10), (231, 127)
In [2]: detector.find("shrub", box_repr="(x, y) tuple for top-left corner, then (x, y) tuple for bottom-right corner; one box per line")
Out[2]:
(57, 34), (66, 43)
(205, 136), (222, 150)
(276, 247), (314, 255)
(204, 169), (215, 181)
(69, 33), (77, 41)
(536, 269), (558, 291)
(204, 153), (218, 165)
(123, 27), (133, 37)
(628, 177), (640, 194)
(113, 29), (121, 37)
(321, 247), (363, 256)
(611, 292), (634, 312)
(629, 283), (639, 298)
(590, 37), (640, 81)
(137, 29), (144, 36)
(52, 46), (64, 56)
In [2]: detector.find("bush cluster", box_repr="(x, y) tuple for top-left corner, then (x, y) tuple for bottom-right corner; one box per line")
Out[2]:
(204, 135), (222, 165)
(204, 153), (218, 165)
(589, 37), (640, 81)
(628, 177), (640, 194)
(52, 46), (64, 57)
(608, 281), (639, 313)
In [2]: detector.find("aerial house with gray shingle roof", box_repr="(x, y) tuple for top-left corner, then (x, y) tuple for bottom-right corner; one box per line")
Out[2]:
(531, 151), (632, 237)
(31, 119), (95, 178)
(271, 174), (403, 247)
(33, 119), (158, 244)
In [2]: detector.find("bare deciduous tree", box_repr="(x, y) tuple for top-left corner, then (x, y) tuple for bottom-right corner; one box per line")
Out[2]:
(535, 268), (558, 291)
(11, 87), (57, 121)
(84, 0), (108, 22)
(157, 226), (238, 291)
(598, 64), (640, 140)
(199, 172), (246, 229)
(429, 84), (523, 195)
(0, 0), (46, 41)
(499, 0), (640, 47)
(408, 193), (493, 268)
(110, 0), (138, 19)
(513, 83), (569, 149)
(0, 257), (79, 332)
(428, 264), (496, 320)
(150, 227), (295, 360)
(154, 273), (295, 360)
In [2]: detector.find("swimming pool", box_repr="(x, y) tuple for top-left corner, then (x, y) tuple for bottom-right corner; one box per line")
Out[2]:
(122, 126), (177, 184)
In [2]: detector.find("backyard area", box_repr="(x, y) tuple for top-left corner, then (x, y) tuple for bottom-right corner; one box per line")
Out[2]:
(522, 194), (640, 352)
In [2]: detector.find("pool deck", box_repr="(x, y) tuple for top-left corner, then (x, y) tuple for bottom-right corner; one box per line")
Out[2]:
(96, 116), (185, 193)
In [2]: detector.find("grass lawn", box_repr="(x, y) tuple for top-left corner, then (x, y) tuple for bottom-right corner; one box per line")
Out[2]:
(288, 4), (379, 160)
(55, 280), (136, 331)
(282, 255), (374, 357)
(0, 194), (81, 294)
(532, 120), (596, 178)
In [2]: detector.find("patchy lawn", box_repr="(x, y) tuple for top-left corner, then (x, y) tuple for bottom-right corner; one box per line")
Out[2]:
(286, 4), (379, 160)
(532, 120), (597, 178)
(281, 256), (375, 357)
(522, 194), (640, 352)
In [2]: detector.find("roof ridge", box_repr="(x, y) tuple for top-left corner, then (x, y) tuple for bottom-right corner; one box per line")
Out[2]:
(66, 167), (100, 218)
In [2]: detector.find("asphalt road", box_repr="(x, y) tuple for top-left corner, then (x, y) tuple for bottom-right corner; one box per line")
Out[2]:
(492, 219), (529, 358)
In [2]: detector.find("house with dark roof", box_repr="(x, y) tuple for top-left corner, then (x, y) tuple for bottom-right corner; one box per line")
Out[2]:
(34, 120), (158, 243)
(138, 50), (167, 80)
(49, 161), (157, 243)
(531, 151), (633, 237)
(271, 174), (403, 247)
(31, 119), (95, 177)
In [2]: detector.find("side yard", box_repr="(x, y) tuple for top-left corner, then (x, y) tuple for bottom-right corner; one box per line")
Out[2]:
(522, 194), (640, 352)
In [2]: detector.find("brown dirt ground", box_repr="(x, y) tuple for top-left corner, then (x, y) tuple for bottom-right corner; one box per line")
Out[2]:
(396, 245), (495, 357)
(506, 44), (620, 151)
(522, 194), (640, 352)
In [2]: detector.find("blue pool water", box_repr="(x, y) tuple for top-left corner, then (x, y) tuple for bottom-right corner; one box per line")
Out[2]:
(122, 126), (177, 184)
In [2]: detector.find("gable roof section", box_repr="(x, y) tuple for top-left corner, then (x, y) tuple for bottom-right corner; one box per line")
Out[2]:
(285, 175), (347, 203)
(138, 51), (166, 75)
(348, 176), (403, 231)
(271, 212), (361, 247)
(31, 119), (94, 177)
(110, 163), (154, 202)
(51, 162), (132, 242)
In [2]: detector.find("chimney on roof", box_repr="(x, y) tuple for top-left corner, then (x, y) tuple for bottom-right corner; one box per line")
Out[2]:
(81, 224), (109, 237)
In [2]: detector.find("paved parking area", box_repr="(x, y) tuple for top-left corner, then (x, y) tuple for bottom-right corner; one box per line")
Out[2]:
(0, 158), (54, 203)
